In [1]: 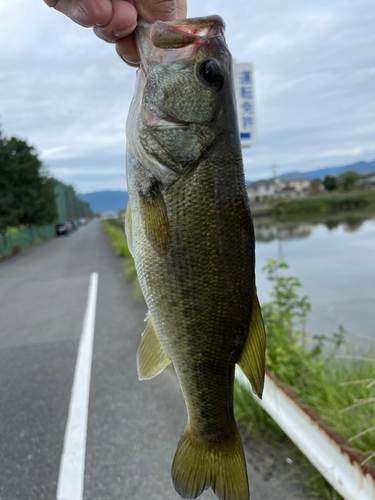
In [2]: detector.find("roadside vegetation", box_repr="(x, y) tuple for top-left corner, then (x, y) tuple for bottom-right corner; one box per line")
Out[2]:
(272, 190), (375, 219)
(102, 217), (375, 497)
(101, 218), (142, 298)
(235, 259), (375, 498)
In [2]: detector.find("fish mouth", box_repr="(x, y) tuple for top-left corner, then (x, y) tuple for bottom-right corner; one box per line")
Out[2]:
(136, 15), (225, 69)
(146, 15), (225, 49)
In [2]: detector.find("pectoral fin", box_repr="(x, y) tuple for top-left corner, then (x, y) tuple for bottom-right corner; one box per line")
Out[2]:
(237, 296), (266, 398)
(125, 201), (133, 256)
(137, 313), (171, 380)
(139, 187), (170, 254)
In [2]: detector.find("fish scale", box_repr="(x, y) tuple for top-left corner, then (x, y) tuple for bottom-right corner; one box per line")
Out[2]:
(125, 15), (266, 500)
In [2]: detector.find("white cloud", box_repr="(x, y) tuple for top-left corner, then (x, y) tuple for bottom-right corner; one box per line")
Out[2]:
(317, 148), (366, 158)
(1, 0), (375, 192)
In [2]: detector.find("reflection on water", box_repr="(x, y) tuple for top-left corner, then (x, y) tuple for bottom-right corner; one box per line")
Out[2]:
(254, 215), (368, 243)
(254, 222), (312, 242)
(254, 214), (375, 343)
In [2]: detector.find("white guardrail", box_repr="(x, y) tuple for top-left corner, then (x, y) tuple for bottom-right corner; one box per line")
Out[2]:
(235, 367), (375, 500)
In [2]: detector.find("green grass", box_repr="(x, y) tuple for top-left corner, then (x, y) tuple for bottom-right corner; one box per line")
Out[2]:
(263, 259), (375, 460)
(235, 258), (375, 498)
(300, 354), (375, 457)
(102, 219), (131, 258)
(101, 219), (142, 298)
(272, 190), (375, 219)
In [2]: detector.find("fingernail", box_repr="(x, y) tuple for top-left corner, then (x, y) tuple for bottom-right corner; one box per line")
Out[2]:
(113, 30), (129, 39)
(121, 54), (140, 67)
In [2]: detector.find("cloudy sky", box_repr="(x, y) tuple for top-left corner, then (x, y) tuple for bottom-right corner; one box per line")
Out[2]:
(1, 0), (375, 193)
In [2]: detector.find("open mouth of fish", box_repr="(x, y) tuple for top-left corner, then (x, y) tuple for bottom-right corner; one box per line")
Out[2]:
(137, 15), (225, 129)
(138, 15), (225, 52)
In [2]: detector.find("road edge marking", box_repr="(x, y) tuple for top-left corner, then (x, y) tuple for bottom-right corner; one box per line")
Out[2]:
(56, 272), (99, 500)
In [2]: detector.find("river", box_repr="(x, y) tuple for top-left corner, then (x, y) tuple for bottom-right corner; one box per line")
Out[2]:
(254, 214), (375, 344)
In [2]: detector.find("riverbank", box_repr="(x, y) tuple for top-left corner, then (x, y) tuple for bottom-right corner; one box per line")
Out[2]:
(101, 217), (375, 498)
(251, 189), (375, 220)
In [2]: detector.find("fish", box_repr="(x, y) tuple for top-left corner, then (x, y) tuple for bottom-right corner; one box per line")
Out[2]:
(125, 15), (266, 500)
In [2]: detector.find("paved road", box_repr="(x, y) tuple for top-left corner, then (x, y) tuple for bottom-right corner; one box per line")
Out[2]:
(0, 220), (309, 500)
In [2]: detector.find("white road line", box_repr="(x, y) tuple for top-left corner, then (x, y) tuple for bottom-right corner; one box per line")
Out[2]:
(56, 272), (99, 500)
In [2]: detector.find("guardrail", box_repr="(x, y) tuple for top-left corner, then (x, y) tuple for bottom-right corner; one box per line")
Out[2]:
(0, 224), (55, 259)
(236, 367), (375, 500)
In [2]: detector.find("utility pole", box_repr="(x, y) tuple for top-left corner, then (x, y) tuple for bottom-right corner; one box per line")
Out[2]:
(272, 164), (278, 180)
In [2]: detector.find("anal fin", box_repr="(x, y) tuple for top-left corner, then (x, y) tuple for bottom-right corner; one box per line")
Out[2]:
(237, 296), (266, 398)
(137, 313), (171, 380)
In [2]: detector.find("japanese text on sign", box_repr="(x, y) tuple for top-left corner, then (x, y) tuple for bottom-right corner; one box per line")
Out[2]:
(234, 63), (256, 147)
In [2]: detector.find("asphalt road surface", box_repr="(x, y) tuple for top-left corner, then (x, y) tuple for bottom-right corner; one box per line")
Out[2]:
(0, 220), (310, 500)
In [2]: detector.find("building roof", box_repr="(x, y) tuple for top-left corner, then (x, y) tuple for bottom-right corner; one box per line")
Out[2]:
(247, 179), (274, 190)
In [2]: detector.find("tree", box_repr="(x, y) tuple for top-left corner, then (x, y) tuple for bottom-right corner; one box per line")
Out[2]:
(0, 132), (57, 232)
(0, 131), (20, 231)
(310, 179), (321, 194)
(322, 175), (338, 192)
(338, 170), (360, 191)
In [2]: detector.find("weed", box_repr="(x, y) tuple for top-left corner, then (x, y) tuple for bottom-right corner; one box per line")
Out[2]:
(101, 219), (143, 299)
(235, 258), (375, 497)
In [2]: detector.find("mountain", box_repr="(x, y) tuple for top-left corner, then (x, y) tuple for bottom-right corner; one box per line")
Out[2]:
(280, 159), (375, 180)
(78, 159), (375, 210)
(247, 159), (375, 184)
(77, 190), (128, 212)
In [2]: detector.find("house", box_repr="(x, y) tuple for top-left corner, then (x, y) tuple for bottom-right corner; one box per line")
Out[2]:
(246, 179), (275, 203)
(274, 173), (311, 199)
(358, 172), (375, 189)
(247, 173), (311, 202)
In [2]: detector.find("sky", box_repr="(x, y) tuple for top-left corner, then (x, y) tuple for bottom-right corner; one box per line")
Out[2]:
(1, 0), (375, 193)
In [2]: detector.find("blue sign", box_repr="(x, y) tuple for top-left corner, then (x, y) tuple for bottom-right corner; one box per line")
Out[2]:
(234, 62), (256, 147)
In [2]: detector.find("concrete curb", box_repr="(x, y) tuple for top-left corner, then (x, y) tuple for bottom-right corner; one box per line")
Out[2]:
(235, 367), (375, 500)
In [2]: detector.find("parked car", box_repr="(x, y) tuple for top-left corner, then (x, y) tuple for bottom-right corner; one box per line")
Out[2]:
(65, 221), (73, 232)
(55, 223), (70, 236)
(68, 220), (78, 230)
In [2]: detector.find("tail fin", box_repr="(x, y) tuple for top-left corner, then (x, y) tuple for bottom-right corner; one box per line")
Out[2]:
(171, 423), (249, 500)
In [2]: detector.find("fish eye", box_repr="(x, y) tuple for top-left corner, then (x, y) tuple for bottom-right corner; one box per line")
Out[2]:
(198, 59), (224, 90)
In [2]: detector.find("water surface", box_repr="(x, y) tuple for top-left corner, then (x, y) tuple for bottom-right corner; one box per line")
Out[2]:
(254, 215), (375, 343)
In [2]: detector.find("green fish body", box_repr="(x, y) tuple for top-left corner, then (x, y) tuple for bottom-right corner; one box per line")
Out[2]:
(126, 16), (266, 500)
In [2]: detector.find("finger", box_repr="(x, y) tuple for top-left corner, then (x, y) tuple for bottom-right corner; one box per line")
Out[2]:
(116, 33), (140, 66)
(51, 0), (113, 27)
(134, 0), (178, 24)
(176, 0), (187, 19)
(93, 1), (137, 43)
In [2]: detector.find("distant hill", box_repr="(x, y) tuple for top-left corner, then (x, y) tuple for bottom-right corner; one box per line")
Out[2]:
(77, 190), (128, 212)
(280, 159), (375, 180)
(247, 159), (375, 184)
(79, 160), (375, 209)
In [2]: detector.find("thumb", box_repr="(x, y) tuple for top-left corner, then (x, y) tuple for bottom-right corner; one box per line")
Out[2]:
(134, 0), (179, 24)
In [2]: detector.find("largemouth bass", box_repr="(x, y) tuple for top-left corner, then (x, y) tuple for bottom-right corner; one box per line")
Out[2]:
(125, 15), (266, 500)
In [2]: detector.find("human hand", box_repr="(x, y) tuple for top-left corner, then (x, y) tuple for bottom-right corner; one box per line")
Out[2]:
(44, 0), (187, 66)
